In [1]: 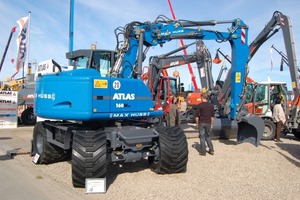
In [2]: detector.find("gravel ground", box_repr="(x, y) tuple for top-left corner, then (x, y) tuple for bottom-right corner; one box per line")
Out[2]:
(15, 135), (300, 200)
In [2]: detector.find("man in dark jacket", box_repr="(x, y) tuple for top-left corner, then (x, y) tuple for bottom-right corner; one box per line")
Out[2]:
(195, 92), (215, 156)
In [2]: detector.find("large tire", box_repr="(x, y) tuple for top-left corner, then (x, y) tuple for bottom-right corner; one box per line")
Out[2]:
(292, 128), (300, 140)
(32, 122), (70, 164)
(72, 130), (107, 188)
(21, 107), (36, 125)
(186, 109), (196, 123)
(149, 126), (188, 174)
(293, 131), (300, 139)
(261, 119), (276, 140)
(147, 116), (163, 126)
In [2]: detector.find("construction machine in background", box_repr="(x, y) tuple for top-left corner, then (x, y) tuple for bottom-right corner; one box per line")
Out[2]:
(31, 14), (272, 187)
(143, 40), (213, 123)
(145, 39), (217, 123)
(211, 11), (300, 140)
(245, 11), (300, 142)
(142, 41), (199, 115)
(244, 80), (290, 140)
(212, 49), (285, 140)
(0, 66), (36, 125)
(213, 49), (296, 140)
(184, 40), (221, 123)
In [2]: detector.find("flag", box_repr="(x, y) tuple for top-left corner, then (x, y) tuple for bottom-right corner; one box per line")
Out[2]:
(15, 16), (29, 72)
(269, 47), (273, 71)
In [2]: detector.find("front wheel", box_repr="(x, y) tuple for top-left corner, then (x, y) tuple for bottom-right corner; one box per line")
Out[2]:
(261, 119), (276, 140)
(149, 126), (188, 174)
(72, 130), (107, 188)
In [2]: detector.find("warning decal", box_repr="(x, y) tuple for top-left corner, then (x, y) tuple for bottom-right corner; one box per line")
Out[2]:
(235, 72), (241, 83)
(94, 79), (108, 88)
(241, 28), (246, 44)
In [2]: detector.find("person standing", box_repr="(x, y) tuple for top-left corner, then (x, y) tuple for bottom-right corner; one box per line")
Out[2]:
(195, 92), (215, 156)
(166, 96), (180, 127)
(273, 96), (286, 142)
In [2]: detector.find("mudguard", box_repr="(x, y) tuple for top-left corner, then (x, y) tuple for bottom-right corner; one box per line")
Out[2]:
(236, 114), (264, 146)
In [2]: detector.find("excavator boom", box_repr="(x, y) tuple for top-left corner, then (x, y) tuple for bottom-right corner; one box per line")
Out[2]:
(0, 26), (17, 72)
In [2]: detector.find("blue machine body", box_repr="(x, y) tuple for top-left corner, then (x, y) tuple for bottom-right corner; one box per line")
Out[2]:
(35, 68), (162, 120)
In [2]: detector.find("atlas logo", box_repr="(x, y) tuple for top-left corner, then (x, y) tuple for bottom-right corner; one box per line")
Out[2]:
(112, 93), (135, 100)
(19, 28), (27, 60)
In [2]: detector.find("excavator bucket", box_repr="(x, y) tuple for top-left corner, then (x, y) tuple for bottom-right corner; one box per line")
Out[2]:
(236, 114), (264, 147)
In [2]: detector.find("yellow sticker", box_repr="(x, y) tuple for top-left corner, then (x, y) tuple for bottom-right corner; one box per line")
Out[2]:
(235, 72), (241, 83)
(94, 79), (108, 88)
(292, 81), (296, 89)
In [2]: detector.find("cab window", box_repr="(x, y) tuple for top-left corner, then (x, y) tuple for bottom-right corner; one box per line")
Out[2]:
(75, 57), (88, 69)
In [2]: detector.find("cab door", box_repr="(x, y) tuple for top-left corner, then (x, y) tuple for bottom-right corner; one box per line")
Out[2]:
(253, 84), (270, 116)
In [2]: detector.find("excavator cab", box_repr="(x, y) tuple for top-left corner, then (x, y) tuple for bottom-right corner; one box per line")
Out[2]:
(153, 76), (180, 112)
(67, 49), (117, 76)
(245, 82), (289, 115)
(243, 81), (288, 140)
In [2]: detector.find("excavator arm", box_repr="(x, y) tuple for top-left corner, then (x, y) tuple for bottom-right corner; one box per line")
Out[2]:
(249, 11), (299, 98)
(112, 16), (251, 120)
(0, 26), (17, 72)
(249, 11), (284, 58)
(148, 40), (214, 95)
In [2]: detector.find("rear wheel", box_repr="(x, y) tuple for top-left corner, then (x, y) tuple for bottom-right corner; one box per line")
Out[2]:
(32, 122), (69, 164)
(186, 109), (196, 123)
(147, 116), (163, 126)
(261, 119), (276, 140)
(21, 107), (36, 125)
(149, 126), (188, 174)
(72, 130), (107, 187)
(292, 128), (300, 139)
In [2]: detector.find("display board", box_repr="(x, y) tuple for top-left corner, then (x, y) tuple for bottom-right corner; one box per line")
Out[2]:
(0, 91), (18, 128)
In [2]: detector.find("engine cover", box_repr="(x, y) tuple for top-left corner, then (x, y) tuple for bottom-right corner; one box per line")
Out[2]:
(34, 68), (163, 120)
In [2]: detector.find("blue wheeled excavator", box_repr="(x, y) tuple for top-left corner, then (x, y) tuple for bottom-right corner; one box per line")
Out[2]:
(31, 14), (266, 187)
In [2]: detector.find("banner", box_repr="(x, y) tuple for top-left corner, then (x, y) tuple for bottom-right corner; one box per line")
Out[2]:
(0, 91), (18, 128)
(15, 16), (29, 73)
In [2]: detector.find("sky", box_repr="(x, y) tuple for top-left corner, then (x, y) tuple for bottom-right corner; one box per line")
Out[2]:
(0, 0), (300, 90)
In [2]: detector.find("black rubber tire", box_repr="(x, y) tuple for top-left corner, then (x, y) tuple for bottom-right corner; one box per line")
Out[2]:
(21, 107), (36, 125)
(293, 132), (300, 139)
(71, 130), (107, 188)
(261, 119), (276, 140)
(147, 116), (163, 126)
(186, 109), (196, 123)
(149, 126), (188, 174)
(32, 122), (69, 164)
(292, 129), (300, 140)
